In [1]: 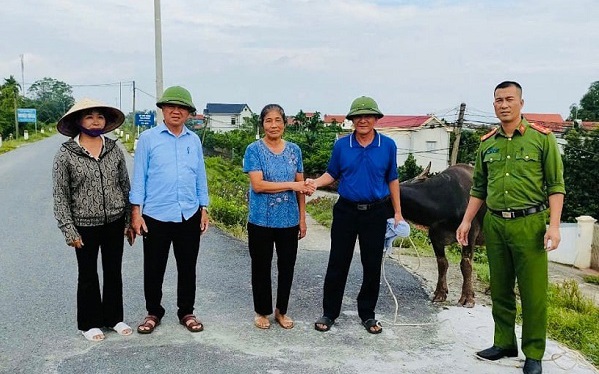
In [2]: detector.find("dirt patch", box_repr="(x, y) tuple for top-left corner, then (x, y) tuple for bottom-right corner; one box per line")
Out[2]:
(388, 251), (493, 308)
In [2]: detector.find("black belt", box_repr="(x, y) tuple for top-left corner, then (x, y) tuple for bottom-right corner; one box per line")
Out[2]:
(489, 204), (547, 219)
(338, 196), (390, 211)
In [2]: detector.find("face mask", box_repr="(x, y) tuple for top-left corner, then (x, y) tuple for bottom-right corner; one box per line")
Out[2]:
(79, 125), (104, 137)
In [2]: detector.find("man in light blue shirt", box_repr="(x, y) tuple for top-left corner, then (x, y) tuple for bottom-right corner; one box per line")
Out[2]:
(130, 86), (209, 334)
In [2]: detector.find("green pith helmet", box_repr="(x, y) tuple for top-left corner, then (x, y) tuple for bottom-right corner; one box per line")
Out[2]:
(156, 86), (197, 113)
(346, 96), (384, 120)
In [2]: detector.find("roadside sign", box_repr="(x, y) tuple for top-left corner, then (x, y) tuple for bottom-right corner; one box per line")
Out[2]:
(135, 113), (154, 127)
(17, 108), (37, 123)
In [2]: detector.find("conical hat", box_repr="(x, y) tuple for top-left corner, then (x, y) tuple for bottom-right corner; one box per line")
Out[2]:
(56, 98), (125, 137)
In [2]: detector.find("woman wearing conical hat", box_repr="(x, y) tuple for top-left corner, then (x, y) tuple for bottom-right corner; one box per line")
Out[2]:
(52, 99), (134, 341)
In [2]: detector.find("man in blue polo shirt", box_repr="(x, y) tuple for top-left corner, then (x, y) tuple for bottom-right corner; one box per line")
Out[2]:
(308, 96), (405, 334)
(130, 86), (209, 335)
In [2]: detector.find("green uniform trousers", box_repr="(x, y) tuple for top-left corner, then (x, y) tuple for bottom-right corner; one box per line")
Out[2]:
(483, 210), (548, 360)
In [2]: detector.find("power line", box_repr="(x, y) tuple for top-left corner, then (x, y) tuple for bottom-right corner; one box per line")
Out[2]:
(397, 147), (451, 155)
(429, 106), (460, 118)
(134, 86), (156, 100)
(465, 106), (496, 116)
(70, 81), (133, 88)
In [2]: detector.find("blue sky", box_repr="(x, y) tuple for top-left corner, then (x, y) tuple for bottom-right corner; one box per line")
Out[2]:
(1, 0), (598, 124)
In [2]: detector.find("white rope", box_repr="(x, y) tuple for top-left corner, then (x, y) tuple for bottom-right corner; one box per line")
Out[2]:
(381, 236), (437, 326)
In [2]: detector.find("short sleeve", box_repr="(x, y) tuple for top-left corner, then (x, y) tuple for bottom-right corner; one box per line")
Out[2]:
(243, 142), (261, 173)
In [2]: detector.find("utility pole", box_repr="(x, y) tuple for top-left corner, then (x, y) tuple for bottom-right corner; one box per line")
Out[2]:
(133, 80), (139, 137)
(20, 54), (25, 95)
(14, 97), (19, 140)
(450, 102), (466, 166)
(154, 0), (164, 125)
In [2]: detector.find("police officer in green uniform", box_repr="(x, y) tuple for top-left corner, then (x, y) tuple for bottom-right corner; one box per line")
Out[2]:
(456, 81), (565, 374)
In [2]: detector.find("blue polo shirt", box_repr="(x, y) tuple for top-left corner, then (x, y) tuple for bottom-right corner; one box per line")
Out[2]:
(327, 130), (398, 203)
(130, 123), (209, 222)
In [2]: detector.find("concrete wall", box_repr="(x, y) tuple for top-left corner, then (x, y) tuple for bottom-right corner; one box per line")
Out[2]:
(549, 216), (597, 269)
(592, 223), (599, 271)
(380, 127), (450, 173)
(548, 223), (578, 265)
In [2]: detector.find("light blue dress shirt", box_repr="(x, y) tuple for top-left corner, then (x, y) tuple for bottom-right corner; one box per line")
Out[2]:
(130, 123), (209, 222)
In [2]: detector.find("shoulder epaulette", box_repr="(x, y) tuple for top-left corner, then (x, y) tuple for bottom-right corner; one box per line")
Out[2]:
(529, 122), (551, 135)
(480, 127), (498, 141)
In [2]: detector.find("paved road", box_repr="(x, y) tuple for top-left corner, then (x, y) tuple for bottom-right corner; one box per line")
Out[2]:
(0, 135), (596, 374)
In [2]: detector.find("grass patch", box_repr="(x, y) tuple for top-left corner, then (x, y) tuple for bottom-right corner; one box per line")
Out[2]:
(583, 275), (599, 285)
(306, 196), (335, 228)
(0, 127), (55, 155)
(547, 280), (599, 367)
(114, 126), (137, 154)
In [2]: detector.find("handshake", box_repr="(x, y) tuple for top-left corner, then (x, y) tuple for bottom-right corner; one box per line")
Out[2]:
(297, 178), (318, 196)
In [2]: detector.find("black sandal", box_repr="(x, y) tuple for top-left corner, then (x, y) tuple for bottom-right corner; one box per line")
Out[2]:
(314, 316), (334, 332)
(362, 318), (383, 334)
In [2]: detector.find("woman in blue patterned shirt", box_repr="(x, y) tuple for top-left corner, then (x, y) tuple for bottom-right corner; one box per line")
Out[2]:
(243, 104), (315, 329)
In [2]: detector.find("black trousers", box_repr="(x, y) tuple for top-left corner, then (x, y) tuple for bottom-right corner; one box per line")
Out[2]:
(142, 209), (202, 320)
(247, 222), (299, 316)
(75, 216), (125, 331)
(322, 198), (393, 322)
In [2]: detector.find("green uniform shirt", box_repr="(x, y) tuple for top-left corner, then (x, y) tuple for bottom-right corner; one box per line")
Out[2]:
(471, 118), (565, 211)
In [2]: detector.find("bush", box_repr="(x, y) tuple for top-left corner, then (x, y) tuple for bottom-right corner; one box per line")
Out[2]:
(209, 195), (248, 227)
(204, 156), (249, 233)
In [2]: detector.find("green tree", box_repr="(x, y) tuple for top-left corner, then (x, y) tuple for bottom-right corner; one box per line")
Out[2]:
(27, 77), (75, 123)
(198, 110), (341, 178)
(242, 113), (260, 137)
(200, 128), (256, 165)
(286, 111), (340, 177)
(291, 110), (308, 131)
(397, 153), (424, 181)
(450, 128), (488, 164)
(562, 128), (599, 221)
(570, 81), (599, 121)
(0, 75), (22, 138)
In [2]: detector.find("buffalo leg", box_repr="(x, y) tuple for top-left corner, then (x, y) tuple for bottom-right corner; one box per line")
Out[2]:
(430, 237), (448, 302)
(458, 244), (475, 307)
(434, 256), (449, 302)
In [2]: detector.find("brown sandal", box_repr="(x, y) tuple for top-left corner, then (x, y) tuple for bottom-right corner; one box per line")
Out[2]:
(274, 310), (294, 329)
(137, 315), (160, 334)
(254, 314), (271, 329)
(180, 314), (204, 332)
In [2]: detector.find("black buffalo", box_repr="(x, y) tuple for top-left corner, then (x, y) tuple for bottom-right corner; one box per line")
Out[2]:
(399, 163), (485, 307)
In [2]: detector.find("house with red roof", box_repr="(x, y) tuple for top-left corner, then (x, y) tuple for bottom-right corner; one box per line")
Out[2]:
(580, 121), (599, 131)
(523, 113), (570, 133)
(376, 115), (450, 173)
(190, 113), (205, 130)
(286, 112), (318, 126)
(522, 113), (599, 134)
(326, 114), (450, 172)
